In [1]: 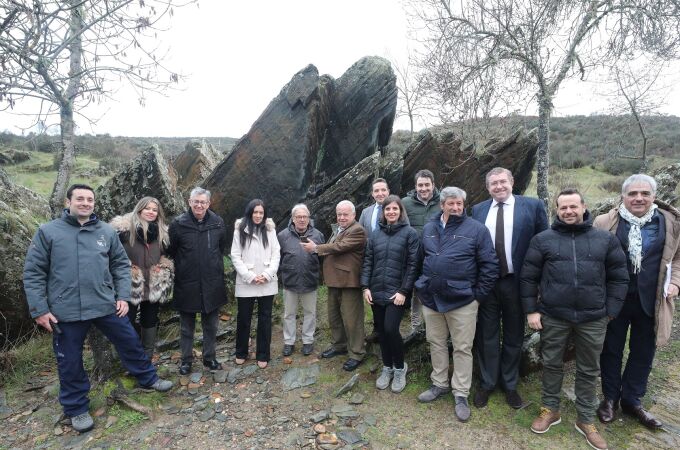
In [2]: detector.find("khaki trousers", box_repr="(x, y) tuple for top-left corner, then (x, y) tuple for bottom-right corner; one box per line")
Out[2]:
(282, 289), (317, 345)
(423, 301), (479, 397)
(327, 287), (365, 360)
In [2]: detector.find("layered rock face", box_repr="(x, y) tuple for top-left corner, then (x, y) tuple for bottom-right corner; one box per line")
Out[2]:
(0, 168), (50, 345)
(173, 140), (222, 197)
(95, 146), (186, 222)
(203, 57), (397, 236)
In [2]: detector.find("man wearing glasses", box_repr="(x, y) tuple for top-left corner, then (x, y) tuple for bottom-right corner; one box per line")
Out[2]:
(167, 187), (228, 375)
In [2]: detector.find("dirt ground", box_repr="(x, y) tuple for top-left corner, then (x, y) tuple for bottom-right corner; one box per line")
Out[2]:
(2, 305), (680, 449)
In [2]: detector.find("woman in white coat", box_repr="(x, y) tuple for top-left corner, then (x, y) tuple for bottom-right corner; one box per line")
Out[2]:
(231, 199), (280, 368)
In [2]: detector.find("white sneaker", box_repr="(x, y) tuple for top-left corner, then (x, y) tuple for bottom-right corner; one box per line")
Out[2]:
(375, 366), (393, 390)
(391, 362), (408, 393)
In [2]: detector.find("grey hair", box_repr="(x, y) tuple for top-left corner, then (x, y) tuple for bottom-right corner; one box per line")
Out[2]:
(291, 203), (310, 217)
(485, 167), (513, 186)
(440, 186), (467, 203)
(622, 174), (657, 196)
(189, 187), (211, 200)
(336, 200), (356, 213)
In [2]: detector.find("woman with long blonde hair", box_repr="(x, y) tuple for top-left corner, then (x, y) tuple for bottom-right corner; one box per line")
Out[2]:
(110, 197), (174, 358)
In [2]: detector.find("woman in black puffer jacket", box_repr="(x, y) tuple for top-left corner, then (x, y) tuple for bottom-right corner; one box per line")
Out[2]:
(361, 195), (420, 393)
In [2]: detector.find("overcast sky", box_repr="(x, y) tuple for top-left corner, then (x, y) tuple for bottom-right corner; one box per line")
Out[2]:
(2, 1), (679, 138)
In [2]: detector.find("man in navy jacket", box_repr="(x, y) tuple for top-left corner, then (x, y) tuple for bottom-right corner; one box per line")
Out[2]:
(471, 167), (548, 409)
(415, 186), (499, 422)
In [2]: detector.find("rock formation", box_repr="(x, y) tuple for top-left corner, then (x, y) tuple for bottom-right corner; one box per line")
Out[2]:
(0, 168), (50, 345)
(400, 128), (538, 206)
(0, 149), (31, 165)
(95, 146), (185, 222)
(173, 140), (222, 197)
(203, 56), (397, 236)
(652, 162), (680, 206)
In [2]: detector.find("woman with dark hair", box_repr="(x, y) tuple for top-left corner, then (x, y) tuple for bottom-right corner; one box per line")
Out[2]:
(110, 197), (174, 359)
(360, 195), (419, 392)
(231, 199), (280, 368)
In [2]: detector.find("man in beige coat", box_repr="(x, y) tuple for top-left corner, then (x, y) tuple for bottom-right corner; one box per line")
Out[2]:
(302, 200), (367, 371)
(594, 174), (680, 430)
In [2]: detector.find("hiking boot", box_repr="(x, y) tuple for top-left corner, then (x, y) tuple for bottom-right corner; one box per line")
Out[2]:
(454, 396), (471, 422)
(391, 362), (408, 393)
(530, 407), (561, 434)
(141, 326), (157, 359)
(417, 385), (450, 403)
(283, 344), (294, 357)
(375, 366), (393, 390)
(302, 343), (314, 356)
(473, 388), (491, 408)
(71, 412), (94, 433)
(179, 362), (192, 375)
(575, 422), (608, 450)
(145, 378), (173, 392)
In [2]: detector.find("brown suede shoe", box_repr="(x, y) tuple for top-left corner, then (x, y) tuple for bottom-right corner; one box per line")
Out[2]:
(597, 398), (618, 424)
(575, 422), (608, 450)
(530, 407), (561, 434)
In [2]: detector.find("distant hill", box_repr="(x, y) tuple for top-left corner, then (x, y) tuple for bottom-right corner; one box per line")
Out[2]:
(391, 114), (680, 168)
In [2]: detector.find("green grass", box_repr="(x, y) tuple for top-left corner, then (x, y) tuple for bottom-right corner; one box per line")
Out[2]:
(0, 332), (54, 399)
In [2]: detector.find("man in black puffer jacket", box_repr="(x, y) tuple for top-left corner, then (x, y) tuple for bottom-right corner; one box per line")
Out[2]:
(520, 188), (628, 450)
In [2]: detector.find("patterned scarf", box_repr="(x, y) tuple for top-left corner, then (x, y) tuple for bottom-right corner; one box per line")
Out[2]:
(618, 203), (658, 274)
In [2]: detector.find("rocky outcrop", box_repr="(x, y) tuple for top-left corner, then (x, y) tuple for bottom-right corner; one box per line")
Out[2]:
(400, 128), (538, 205)
(0, 149), (31, 165)
(95, 146), (185, 222)
(173, 140), (222, 196)
(203, 57), (397, 237)
(0, 168), (50, 345)
(653, 163), (680, 206)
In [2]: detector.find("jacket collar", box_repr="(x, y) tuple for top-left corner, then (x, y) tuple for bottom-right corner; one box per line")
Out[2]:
(551, 211), (593, 233)
(61, 209), (98, 228)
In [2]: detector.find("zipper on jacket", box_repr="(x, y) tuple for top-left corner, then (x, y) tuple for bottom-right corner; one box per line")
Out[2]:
(207, 229), (211, 249)
(571, 232), (578, 288)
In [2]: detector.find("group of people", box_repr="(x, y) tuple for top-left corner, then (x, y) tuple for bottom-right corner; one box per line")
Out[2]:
(23, 168), (679, 450)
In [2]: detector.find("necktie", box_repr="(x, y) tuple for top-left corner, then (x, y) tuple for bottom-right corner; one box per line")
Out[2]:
(495, 202), (509, 277)
(373, 204), (382, 231)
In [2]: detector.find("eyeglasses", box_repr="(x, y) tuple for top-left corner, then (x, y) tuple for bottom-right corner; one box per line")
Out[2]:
(293, 215), (309, 219)
(191, 200), (209, 206)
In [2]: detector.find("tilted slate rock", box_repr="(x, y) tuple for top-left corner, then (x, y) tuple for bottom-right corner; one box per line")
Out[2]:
(0, 168), (50, 345)
(172, 140), (222, 197)
(400, 128), (538, 206)
(652, 162), (680, 206)
(95, 146), (185, 222)
(203, 57), (397, 238)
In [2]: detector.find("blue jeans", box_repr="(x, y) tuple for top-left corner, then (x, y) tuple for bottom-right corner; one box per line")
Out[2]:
(53, 313), (157, 417)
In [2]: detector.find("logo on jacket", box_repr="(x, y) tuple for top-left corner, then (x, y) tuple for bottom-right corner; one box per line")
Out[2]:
(97, 235), (108, 248)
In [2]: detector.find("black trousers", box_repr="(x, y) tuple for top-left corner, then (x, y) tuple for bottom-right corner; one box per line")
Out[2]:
(474, 275), (525, 391)
(179, 309), (219, 364)
(600, 292), (656, 406)
(372, 302), (406, 369)
(127, 301), (160, 328)
(235, 296), (274, 362)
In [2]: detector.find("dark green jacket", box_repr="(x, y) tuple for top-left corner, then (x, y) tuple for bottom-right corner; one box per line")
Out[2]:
(23, 211), (131, 322)
(401, 189), (441, 235)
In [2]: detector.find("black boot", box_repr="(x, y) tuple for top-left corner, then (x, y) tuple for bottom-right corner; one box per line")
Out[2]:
(141, 326), (157, 359)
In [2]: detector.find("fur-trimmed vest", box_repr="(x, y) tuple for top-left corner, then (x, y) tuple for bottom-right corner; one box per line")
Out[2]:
(110, 213), (174, 305)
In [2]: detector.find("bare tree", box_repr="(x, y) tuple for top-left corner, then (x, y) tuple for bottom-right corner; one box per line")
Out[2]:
(391, 53), (429, 137)
(0, 0), (190, 216)
(605, 58), (674, 172)
(405, 0), (680, 206)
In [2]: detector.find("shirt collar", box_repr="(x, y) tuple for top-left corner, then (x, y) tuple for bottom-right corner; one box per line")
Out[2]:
(491, 194), (515, 207)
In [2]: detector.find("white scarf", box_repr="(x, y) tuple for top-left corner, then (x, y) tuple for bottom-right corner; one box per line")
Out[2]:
(618, 203), (658, 274)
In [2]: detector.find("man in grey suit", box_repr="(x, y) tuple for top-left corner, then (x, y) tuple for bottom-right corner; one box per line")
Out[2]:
(359, 178), (390, 234)
(471, 167), (548, 409)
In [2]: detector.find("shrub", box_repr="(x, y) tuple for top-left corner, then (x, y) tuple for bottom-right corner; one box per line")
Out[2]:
(599, 179), (624, 193)
(602, 158), (644, 176)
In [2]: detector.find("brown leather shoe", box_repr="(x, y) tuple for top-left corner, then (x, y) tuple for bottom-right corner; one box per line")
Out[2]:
(530, 407), (561, 434)
(597, 398), (619, 424)
(621, 403), (662, 429)
(575, 422), (608, 450)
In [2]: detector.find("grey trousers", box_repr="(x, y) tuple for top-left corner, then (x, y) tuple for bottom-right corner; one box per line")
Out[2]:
(283, 289), (317, 345)
(180, 309), (219, 364)
(327, 287), (365, 360)
(540, 314), (608, 424)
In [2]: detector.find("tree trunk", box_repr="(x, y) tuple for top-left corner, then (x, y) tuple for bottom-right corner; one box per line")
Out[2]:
(48, 1), (83, 217)
(88, 328), (117, 381)
(536, 96), (552, 211)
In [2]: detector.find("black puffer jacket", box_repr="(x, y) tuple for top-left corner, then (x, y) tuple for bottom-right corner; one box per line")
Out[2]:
(167, 209), (228, 313)
(520, 212), (629, 323)
(360, 221), (420, 306)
